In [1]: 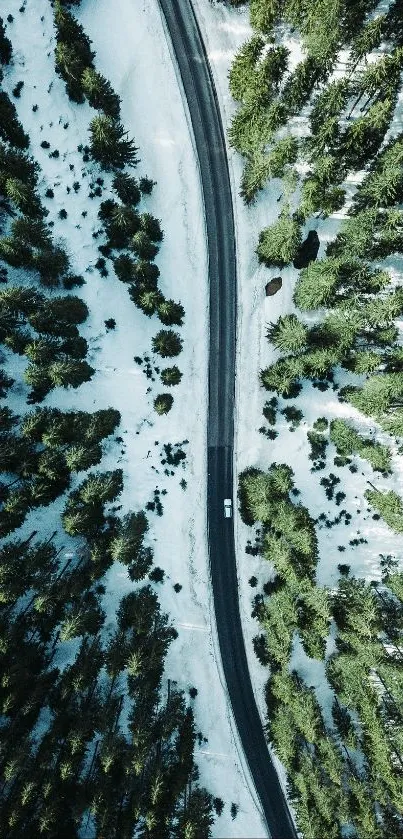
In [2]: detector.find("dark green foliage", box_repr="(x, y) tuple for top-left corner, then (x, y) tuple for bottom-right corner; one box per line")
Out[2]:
(154, 393), (174, 415)
(54, 3), (95, 101)
(152, 329), (183, 358)
(257, 210), (302, 267)
(62, 469), (123, 536)
(364, 488), (403, 533)
(160, 365), (182, 386)
(112, 171), (141, 205)
(157, 298), (185, 326)
(330, 419), (391, 473)
(89, 115), (138, 169)
(0, 91), (29, 148)
(0, 16), (12, 64)
(81, 67), (121, 117)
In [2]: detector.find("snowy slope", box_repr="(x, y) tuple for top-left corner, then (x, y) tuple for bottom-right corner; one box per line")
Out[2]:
(2, 0), (268, 835)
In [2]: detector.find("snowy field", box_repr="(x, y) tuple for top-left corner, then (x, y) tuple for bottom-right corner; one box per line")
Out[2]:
(2, 0), (269, 835)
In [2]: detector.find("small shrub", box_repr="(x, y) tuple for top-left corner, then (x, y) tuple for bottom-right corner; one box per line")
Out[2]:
(95, 257), (108, 277)
(313, 417), (328, 431)
(253, 634), (270, 666)
(189, 687), (198, 699)
(282, 405), (303, 428)
(160, 366), (182, 386)
(105, 318), (116, 330)
(12, 81), (24, 98)
(149, 566), (164, 583)
(263, 400), (277, 425)
(139, 175), (156, 194)
(213, 798), (225, 817)
(173, 583), (182, 593)
(152, 329), (183, 358)
(63, 274), (85, 290)
(154, 393), (174, 415)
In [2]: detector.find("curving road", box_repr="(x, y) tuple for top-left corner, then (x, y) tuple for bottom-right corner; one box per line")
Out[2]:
(158, 2), (297, 837)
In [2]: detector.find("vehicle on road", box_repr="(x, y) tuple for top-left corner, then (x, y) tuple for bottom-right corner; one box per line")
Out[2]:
(224, 498), (232, 518)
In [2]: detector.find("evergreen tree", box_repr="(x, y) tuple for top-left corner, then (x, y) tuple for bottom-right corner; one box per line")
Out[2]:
(267, 314), (308, 353)
(154, 393), (174, 415)
(0, 16), (12, 64)
(229, 35), (266, 102)
(0, 92), (29, 149)
(112, 171), (141, 206)
(152, 329), (183, 358)
(89, 115), (139, 170)
(140, 212), (164, 242)
(257, 209), (302, 267)
(160, 366), (182, 387)
(5, 178), (42, 217)
(364, 488), (403, 533)
(157, 299), (185, 327)
(81, 67), (121, 118)
(114, 253), (136, 283)
(131, 229), (159, 260)
(294, 258), (340, 310)
(249, 0), (281, 33)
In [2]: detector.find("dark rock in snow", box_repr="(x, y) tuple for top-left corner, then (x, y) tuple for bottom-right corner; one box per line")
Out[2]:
(265, 276), (282, 296)
(293, 229), (320, 269)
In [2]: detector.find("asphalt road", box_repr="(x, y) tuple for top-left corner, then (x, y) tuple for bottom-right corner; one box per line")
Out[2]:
(158, 2), (297, 837)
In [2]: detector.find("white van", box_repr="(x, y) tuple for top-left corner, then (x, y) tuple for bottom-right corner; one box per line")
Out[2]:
(224, 499), (232, 518)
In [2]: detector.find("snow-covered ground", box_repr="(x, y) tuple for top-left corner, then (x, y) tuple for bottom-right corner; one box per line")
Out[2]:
(2, 0), (268, 835)
(5, 0), (402, 832)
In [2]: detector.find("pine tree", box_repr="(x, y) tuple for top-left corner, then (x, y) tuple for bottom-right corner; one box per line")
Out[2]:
(131, 229), (159, 260)
(112, 172), (141, 206)
(341, 373), (403, 419)
(267, 314), (308, 353)
(249, 0), (281, 33)
(0, 92), (29, 149)
(260, 355), (304, 396)
(89, 115), (139, 170)
(154, 393), (174, 415)
(114, 253), (136, 283)
(47, 359), (95, 389)
(160, 366), (182, 387)
(364, 488), (403, 533)
(81, 67), (121, 118)
(294, 258), (340, 310)
(0, 16), (12, 64)
(152, 329), (183, 358)
(229, 35), (266, 102)
(140, 212), (164, 242)
(257, 209), (302, 267)
(5, 178), (42, 217)
(157, 299), (185, 327)
(33, 246), (70, 287)
(11, 217), (52, 250)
